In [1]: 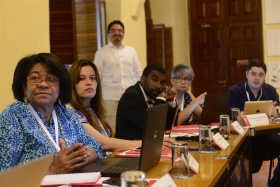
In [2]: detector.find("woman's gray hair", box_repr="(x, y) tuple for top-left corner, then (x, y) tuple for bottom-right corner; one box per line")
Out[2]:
(171, 64), (194, 80)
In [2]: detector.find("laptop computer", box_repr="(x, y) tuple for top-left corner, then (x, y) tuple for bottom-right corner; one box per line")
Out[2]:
(100, 103), (169, 177)
(243, 100), (273, 116)
(168, 105), (179, 137)
(0, 154), (53, 187)
(200, 93), (230, 125)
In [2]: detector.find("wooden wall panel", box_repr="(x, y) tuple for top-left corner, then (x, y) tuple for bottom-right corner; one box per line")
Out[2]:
(75, 0), (98, 61)
(164, 27), (173, 84)
(49, 0), (101, 64)
(146, 19), (155, 64)
(152, 25), (173, 85)
(49, 0), (76, 64)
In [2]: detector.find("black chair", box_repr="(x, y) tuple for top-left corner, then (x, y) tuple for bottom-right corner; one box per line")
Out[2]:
(259, 153), (280, 184)
(267, 156), (280, 184)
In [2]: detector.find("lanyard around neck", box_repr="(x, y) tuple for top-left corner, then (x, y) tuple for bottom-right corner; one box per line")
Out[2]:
(245, 82), (262, 101)
(180, 97), (185, 111)
(88, 107), (109, 137)
(27, 104), (60, 151)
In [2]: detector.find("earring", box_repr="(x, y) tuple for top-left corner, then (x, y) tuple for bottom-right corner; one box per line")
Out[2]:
(23, 95), (28, 104)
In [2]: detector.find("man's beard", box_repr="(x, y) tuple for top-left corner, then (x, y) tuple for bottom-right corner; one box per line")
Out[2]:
(143, 82), (161, 100)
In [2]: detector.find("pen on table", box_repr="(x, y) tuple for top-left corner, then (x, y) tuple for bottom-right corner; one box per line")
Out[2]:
(188, 147), (199, 151)
(188, 147), (215, 151)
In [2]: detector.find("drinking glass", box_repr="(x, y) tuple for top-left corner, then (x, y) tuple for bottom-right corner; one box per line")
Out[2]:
(219, 114), (230, 139)
(231, 108), (240, 122)
(121, 171), (145, 187)
(273, 105), (280, 123)
(171, 142), (191, 179)
(199, 125), (213, 153)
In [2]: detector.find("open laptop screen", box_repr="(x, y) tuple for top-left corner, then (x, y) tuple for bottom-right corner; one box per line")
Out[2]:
(200, 93), (230, 125)
(243, 100), (273, 117)
(139, 103), (169, 171)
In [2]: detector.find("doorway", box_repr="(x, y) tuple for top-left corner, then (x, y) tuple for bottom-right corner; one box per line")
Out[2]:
(189, 0), (263, 96)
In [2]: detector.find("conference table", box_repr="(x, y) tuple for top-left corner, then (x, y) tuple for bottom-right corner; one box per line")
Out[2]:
(78, 122), (280, 187)
(146, 129), (250, 187)
(248, 121), (280, 136)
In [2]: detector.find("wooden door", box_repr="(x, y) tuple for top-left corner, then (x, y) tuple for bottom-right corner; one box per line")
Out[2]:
(191, 23), (227, 94)
(149, 24), (173, 84)
(189, 0), (263, 96)
(226, 0), (263, 88)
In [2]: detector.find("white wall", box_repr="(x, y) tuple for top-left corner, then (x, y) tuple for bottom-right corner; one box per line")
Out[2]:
(261, 0), (280, 93)
(150, 0), (190, 66)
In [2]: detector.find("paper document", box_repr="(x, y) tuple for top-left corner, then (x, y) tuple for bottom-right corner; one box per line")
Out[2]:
(41, 172), (101, 186)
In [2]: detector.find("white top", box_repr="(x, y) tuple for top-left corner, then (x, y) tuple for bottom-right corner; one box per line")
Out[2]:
(93, 42), (142, 100)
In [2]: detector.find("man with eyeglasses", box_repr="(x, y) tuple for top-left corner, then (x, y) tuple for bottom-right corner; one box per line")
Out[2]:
(227, 59), (280, 187)
(93, 20), (142, 133)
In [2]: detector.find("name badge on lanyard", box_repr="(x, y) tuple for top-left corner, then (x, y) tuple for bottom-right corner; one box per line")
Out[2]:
(27, 104), (60, 151)
(245, 82), (262, 101)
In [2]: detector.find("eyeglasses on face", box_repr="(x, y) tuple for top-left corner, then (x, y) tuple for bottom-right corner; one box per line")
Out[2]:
(109, 29), (124, 33)
(173, 76), (192, 82)
(27, 74), (59, 85)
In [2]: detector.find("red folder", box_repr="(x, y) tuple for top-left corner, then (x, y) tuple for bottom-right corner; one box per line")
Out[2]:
(114, 149), (172, 158)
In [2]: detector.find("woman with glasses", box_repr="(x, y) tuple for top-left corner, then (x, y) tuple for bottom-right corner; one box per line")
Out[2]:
(67, 59), (174, 154)
(171, 64), (207, 125)
(0, 53), (102, 173)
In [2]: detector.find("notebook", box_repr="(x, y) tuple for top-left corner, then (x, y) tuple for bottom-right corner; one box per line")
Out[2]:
(0, 154), (53, 187)
(100, 103), (169, 177)
(200, 93), (230, 125)
(243, 100), (273, 116)
(41, 172), (101, 186)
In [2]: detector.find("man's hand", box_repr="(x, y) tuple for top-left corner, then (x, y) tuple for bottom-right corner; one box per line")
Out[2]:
(193, 92), (207, 105)
(162, 137), (175, 149)
(48, 138), (91, 174)
(157, 85), (176, 101)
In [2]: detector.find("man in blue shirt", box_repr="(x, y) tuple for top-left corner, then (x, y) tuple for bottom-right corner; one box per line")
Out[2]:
(228, 59), (280, 187)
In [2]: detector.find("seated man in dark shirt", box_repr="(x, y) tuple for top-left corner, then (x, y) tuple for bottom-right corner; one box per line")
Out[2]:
(115, 64), (176, 140)
(227, 59), (280, 187)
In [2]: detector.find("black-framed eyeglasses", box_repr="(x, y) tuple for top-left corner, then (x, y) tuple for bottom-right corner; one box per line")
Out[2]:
(173, 77), (192, 82)
(27, 74), (59, 85)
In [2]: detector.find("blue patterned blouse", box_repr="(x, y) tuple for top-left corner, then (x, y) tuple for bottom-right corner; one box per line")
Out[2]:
(181, 92), (193, 124)
(0, 101), (103, 172)
(67, 105), (109, 137)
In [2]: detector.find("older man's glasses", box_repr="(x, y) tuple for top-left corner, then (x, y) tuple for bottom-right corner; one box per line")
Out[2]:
(173, 77), (192, 83)
(27, 74), (59, 85)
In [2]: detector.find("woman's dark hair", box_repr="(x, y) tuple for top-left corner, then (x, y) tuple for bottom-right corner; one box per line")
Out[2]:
(12, 53), (72, 104)
(69, 59), (113, 137)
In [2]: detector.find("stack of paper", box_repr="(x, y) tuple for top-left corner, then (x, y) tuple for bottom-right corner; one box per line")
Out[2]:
(41, 172), (101, 186)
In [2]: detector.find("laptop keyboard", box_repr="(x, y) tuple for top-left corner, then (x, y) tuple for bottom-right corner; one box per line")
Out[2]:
(100, 158), (140, 177)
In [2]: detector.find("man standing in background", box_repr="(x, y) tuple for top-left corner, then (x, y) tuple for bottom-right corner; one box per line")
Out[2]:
(93, 20), (142, 133)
